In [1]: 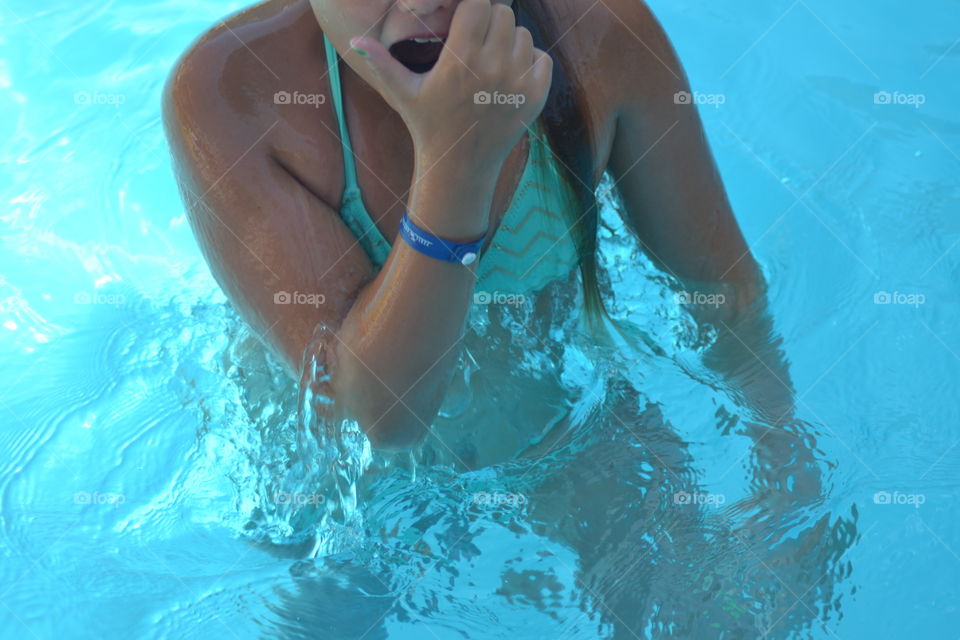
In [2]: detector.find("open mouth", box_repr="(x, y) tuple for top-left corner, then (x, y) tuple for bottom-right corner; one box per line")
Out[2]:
(389, 37), (446, 73)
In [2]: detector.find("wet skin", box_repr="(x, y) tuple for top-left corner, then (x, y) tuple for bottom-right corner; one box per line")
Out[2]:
(164, 0), (757, 368)
(162, 7), (831, 628)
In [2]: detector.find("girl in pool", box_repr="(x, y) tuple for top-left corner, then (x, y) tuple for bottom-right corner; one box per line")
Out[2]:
(163, 0), (791, 453)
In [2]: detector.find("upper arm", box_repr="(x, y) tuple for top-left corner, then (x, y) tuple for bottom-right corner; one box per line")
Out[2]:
(604, 0), (759, 291)
(162, 47), (374, 377)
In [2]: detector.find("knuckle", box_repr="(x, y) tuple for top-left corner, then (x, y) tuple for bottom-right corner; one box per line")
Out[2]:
(514, 30), (534, 58)
(513, 27), (533, 50)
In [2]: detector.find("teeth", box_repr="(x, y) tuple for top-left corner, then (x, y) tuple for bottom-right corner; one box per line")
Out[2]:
(411, 37), (443, 43)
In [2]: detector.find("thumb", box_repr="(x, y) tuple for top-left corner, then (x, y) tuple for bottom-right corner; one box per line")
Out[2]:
(349, 36), (417, 98)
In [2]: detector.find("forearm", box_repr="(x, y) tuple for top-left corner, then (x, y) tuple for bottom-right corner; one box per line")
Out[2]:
(330, 158), (500, 450)
(710, 307), (795, 427)
(691, 274), (822, 499)
(686, 270), (795, 426)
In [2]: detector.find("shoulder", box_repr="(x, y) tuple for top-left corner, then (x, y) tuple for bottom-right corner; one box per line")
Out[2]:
(164, 1), (295, 132)
(548, 0), (674, 57)
(545, 0), (684, 111)
(162, 0), (339, 190)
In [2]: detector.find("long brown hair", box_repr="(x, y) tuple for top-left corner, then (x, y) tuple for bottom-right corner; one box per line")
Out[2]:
(513, 0), (612, 330)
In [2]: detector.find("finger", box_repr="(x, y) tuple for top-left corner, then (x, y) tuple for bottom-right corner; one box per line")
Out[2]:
(530, 49), (554, 94)
(446, 0), (493, 61)
(349, 36), (417, 98)
(483, 3), (516, 55)
(511, 26), (534, 71)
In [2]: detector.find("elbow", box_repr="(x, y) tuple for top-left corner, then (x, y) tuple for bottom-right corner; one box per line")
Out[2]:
(328, 381), (430, 451)
(725, 271), (768, 323)
(328, 342), (442, 452)
(338, 372), (432, 451)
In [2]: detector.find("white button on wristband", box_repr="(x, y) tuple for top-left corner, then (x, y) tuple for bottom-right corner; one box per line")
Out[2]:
(399, 212), (485, 266)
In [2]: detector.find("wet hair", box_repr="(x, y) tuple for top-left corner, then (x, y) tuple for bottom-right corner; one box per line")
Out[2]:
(514, 0), (612, 330)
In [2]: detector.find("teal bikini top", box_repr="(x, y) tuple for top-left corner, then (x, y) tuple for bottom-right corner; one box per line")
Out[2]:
(323, 34), (579, 296)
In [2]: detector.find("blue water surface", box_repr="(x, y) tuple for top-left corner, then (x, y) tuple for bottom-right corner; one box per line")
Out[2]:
(1, 0), (958, 638)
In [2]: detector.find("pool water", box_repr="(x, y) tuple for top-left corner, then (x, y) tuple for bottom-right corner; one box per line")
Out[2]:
(1, 0), (959, 638)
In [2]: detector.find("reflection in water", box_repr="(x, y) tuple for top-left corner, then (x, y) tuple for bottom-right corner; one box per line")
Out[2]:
(209, 200), (857, 639)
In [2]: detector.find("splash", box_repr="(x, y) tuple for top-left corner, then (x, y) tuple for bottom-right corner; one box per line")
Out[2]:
(187, 186), (854, 637)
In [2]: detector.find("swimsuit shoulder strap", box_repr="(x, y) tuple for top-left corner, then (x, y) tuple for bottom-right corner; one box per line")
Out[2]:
(322, 33), (393, 268)
(323, 33), (361, 196)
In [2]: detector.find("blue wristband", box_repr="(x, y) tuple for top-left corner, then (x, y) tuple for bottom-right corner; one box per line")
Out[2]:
(399, 211), (485, 266)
